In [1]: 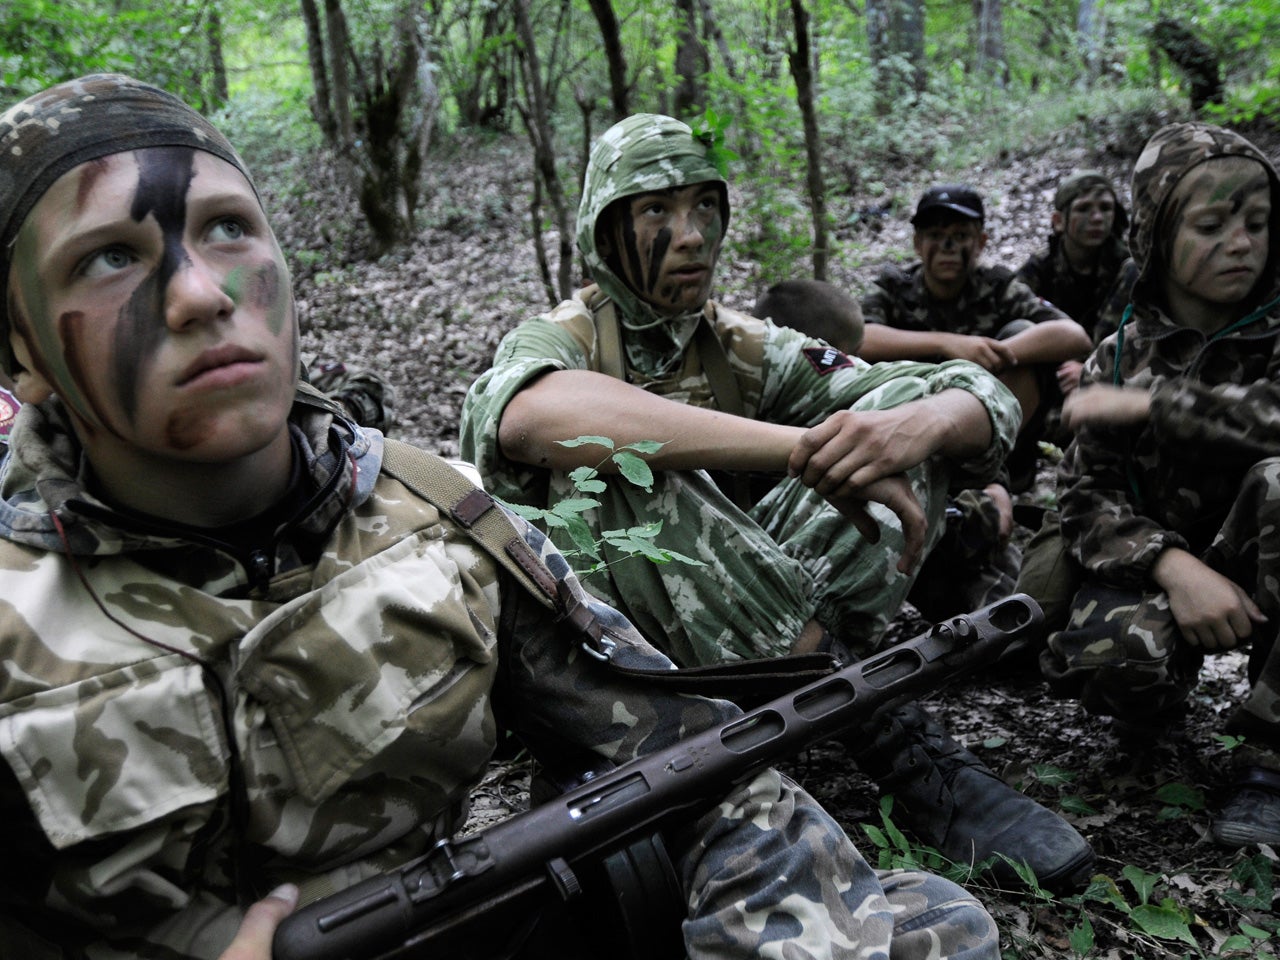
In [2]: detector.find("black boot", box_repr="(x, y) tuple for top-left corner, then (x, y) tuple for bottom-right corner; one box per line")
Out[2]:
(852, 703), (1095, 892)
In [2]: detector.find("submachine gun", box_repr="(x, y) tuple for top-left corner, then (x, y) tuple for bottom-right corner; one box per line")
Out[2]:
(274, 593), (1041, 960)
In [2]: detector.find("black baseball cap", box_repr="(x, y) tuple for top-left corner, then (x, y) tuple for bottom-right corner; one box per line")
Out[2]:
(910, 184), (984, 226)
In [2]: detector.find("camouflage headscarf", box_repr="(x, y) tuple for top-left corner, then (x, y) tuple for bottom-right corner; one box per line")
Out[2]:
(1129, 122), (1280, 300)
(577, 114), (728, 339)
(1054, 169), (1128, 238)
(0, 74), (254, 375)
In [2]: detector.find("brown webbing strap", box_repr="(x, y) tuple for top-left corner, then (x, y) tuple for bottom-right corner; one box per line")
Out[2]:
(381, 439), (560, 610)
(594, 302), (753, 509)
(381, 444), (833, 701)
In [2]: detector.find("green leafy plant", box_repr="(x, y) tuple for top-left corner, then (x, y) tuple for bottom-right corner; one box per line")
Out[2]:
(503, 436), (704, 580)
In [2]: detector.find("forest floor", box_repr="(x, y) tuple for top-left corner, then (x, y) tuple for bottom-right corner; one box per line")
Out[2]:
(261, 112), (1280, 959)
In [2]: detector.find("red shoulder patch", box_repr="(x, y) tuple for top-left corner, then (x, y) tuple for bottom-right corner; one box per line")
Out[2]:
(802, 346), (854, 376)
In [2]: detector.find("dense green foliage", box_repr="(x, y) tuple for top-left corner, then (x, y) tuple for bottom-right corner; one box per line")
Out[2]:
(3, 0), (1276, 279)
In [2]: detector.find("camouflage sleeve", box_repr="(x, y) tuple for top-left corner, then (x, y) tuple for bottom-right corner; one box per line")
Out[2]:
(459, 314), (592, 505)
(1148, 350), (1280, 464)
(756, 323), (1020, 486)
(1002, 275), (1071, 324)
(1058, 343), (1188, 586)
(859, 266), (902, 327)
(1014, 248), (1050, 294)
(494, 514), (898, 958)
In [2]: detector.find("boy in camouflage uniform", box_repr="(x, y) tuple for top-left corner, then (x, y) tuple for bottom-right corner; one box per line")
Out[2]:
(1016, 171), (1135, 361)
(0, 76), (1002, 960)
(461, 114), (1094, 890)
(1045, 121), (1280, 846)
(860, 184), (1093, 491)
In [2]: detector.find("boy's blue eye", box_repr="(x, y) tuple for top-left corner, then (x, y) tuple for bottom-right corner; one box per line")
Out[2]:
(209, 217), (246, 241)
(80, 245), (135, 278)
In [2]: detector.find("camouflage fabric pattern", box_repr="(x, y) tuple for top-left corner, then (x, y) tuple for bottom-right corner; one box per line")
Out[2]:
(1128, 122), (1280, 302)
(1053, 122), (1280, 767)
(0, 73), (253, 376)
(460, 287), (1018, 666)
(861, 262), (1070, 339)
(1016, 234), (1133, 341)
(576, 113), (729, 377)
(0, 394), (999, 958)
(461, 113), (1017, 666)
(308, 359), (398, 435)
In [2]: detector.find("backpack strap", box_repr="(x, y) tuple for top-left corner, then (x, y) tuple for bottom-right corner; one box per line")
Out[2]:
(593, 300), (752, 509)
(381, 438), (560, 610)
(381, 439), (837, 704)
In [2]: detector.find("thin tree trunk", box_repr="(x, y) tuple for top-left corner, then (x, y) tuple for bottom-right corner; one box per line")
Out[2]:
(300, 0), (336, 143)
(698, 0), (739, 82)
(324, 0), (355, 147)
(788, 0), (829, 280)
(972, 0), (1007, 86)
(207, 7), (228, 109)
(513, 0), (573, 303)
(673, 0), (708, 118)
(586, 0), (630, 121)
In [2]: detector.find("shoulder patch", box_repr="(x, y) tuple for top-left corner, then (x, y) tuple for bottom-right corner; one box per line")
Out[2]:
(801, 346), (854, 375)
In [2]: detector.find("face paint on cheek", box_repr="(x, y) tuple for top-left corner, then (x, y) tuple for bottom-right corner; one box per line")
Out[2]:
(57, 311), (119, 437)
(645, 228), (672, 296)
(618, 214), (646, 295)
(114, 148), (196, 424)
(243, 261), (290, 336)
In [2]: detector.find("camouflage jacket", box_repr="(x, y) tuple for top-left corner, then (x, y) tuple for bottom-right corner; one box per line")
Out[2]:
(861, 261), (1069, 339)
(1015, 234), (1133, 343)
(460, 286), (1018, 665)
(1058, 123), (1280, 587)
(0, 390), (850, 959)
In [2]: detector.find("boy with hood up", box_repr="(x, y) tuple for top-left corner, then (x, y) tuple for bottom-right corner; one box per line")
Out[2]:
(461, 114), (1095, 891)
(0, 76), (1001, 960)
(1045, 122), (1280, 844)
(1016, 170), (1137, 398)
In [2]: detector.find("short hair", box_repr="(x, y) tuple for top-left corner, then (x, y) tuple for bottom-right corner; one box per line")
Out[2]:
(754, 279), (864, 355)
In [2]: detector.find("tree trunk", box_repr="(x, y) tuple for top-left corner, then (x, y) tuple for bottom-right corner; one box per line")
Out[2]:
(513, 0), (574, 303)
(300, 0), (337, 143)
(673, 0), (708, 118)
(971, 0), (1007, 86)
(866, 0), (925, 114)
(1076, 0), (1102, 82)
(206, 7), (228, 109)
(699, 0), (739, 83)
(787, 0), (829, 280)
(586, 0), (629, 121)
(323, 0), (355, 147)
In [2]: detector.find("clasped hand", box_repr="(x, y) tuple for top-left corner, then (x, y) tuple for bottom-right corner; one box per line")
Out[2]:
(787, 408), (932, 572)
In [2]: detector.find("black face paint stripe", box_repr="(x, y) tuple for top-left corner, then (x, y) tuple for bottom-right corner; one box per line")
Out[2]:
(115, 147), (195, 423)
(646, 227), (672, 295)
(619, 214), (645, 293)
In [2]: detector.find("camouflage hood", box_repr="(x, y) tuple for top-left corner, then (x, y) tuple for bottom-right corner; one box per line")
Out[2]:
(577, 114), (728, 364)
(1129, 122), (1280, 305)
(0, 392), (381, 556)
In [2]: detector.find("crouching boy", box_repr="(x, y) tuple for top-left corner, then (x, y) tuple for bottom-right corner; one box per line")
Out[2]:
(1047, 121), (1280, 845)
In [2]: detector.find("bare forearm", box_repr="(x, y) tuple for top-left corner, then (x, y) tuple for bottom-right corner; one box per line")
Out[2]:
(498, 369), (802, 472)
(917, 387), (995, 459)
(1005, 319), (1091, 366)
(858, 324), (949, 362)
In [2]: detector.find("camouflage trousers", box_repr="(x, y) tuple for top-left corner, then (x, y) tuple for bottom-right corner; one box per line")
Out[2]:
(1043, 458), (1280, 768)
